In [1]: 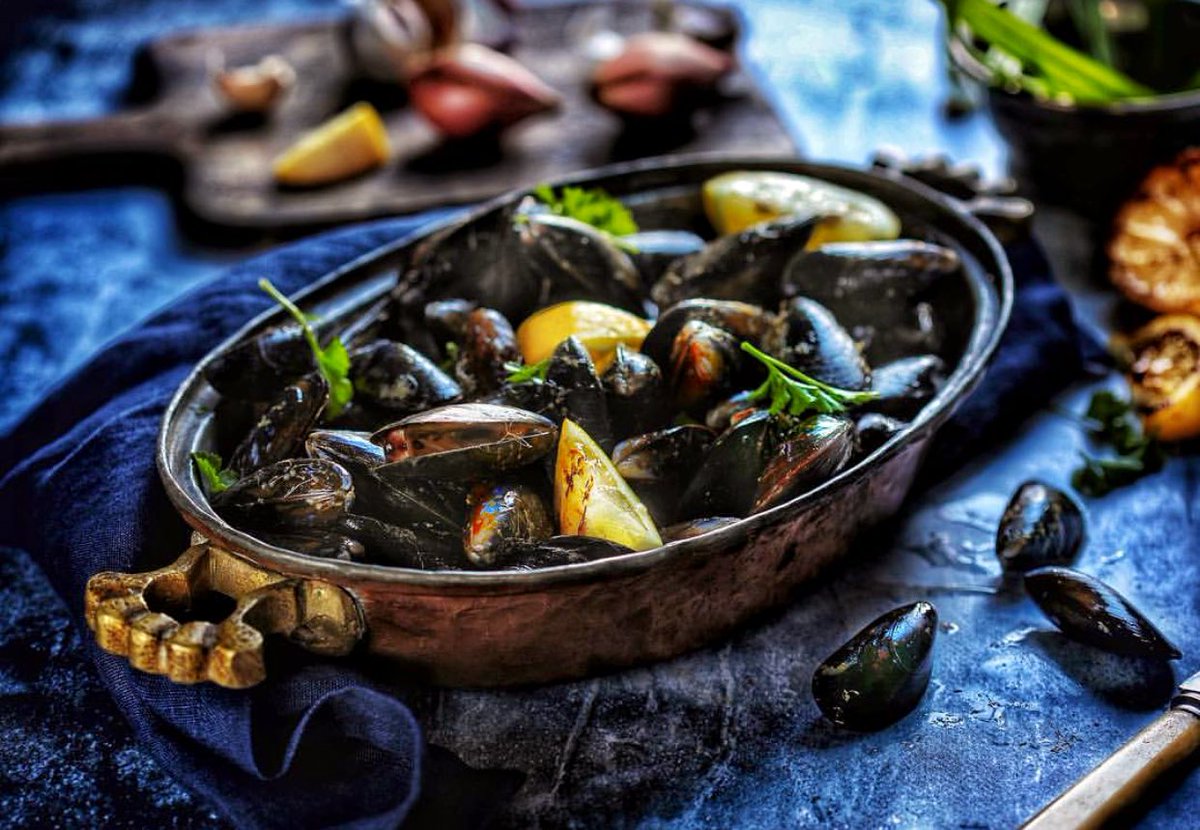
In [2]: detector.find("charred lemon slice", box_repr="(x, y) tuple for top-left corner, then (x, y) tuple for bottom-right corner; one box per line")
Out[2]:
(555, 419), (662, 551)
(517, 301), (651, 373)
(273, 102), (391, 186)
(1122, 313), (1200, 442)
(1109, 149), (1200, 315)
(702, 171), (901, 247)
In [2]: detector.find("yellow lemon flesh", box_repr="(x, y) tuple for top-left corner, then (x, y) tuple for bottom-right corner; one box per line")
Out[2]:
(273, 102), (391, 186)
(517, 301), (651, 373)
(702, 171), (901, 248)
(554, 419), (662, 551)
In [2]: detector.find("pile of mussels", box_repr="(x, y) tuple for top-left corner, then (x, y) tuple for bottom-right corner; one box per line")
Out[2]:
(198, 171), (965, 571)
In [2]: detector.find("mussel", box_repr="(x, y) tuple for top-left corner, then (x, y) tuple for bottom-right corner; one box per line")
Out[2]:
(457, 307), (520, 395)
(546, 336), (613, 451)
(1025, 567), (1180, 660)
(661, 516), (740, 542)
(811, 601), (938, 731)
(518, 213), (645, 313)
(464, 482), (554, 567)
(679, 410), (777, 519)
(213, 458), (354, 531)
(497, 535), (634, 570)
(228, 373), (329, 477)
(612, 424), (716, 525)
(372, 403), (558, 479)
(704, 390), (761, 432)
(761, 297), (870, 391)
(622, 229), (706, 286)
(257, 529), (366, 562)
(335, 513), (464, 569)
(424, 298), (477, 345)
(602, 345), (669, 439)
(203, 324), (317, 401)
(863, 355), (946, 420)
(667, 319), (744, 416)
(995, 482), (1084, 573)
(752, 414), (855, 513)
(350, 340), (462, 414)
(854, 412), (905, 456)
(640, 299), (775, 371)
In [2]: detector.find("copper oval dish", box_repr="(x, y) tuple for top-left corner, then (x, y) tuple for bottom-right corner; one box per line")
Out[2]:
(102, 156), (1013, 687)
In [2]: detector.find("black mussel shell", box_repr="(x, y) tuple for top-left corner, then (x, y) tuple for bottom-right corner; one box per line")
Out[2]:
(667, 319), (744, 417)
(464, 482), (555, 567)
(811, 601), (938, 731)
(1024, 567), (1180, 660)
(862, 354), (946, 420)
(457, 307), (520, 395)
(203, 324), (316, 402)
(499, 535), (634, 570)
(661, 516), (741, 542)
(257, 529), (366, 561)
(704, 391), (762, 432)
(641, 299), (775, 371)
(623, 229), (706, 286)
(547, 336), (613, 451)
(214, 458), (353, 531)
(350, 340), (462, 414)
(519, 213), (645, 313)
(424, 298), (478, 345)
(679, 410), (778, 519)
(996, 481), (1084, 573)
(651, 215), (821, 308)
(602, 345), (670, 439)
(336, 513), (465, 569)
(762, 297), (870, 391)
(613, 423), (717, 526)
(854, 412), (905, 457)
(372, 403), (558, 479)
(752, 414), (855, 513)
(227, 373), (329, 477)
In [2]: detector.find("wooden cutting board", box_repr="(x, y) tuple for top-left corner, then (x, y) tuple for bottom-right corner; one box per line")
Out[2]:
(0, 2), (797, 232)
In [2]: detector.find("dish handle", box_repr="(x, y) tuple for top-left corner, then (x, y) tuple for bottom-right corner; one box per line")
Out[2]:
(84, 538), (365, 688)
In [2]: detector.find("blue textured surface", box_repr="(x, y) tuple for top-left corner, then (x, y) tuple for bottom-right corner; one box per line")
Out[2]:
(1, 1), (1197, 829)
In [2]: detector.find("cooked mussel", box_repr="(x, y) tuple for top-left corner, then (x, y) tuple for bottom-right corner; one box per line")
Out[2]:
(518, 213), (644, 312)
(762, 297), (870, 391)
(854, 412), (905, 456)
(372, 403), (558, 479)
(213, 457), (353, 531)
(667, 319), (744, 416)
(203, 324), (316, 401)
(679, 410), (777, 519)
(1025, 567), (1180, 659)
(995, 482), (1084, 573)
(350, 340), (462, 414)
(457, 307), (520, 395)
(602, 345), (669, 439)
(257, 528), (366, 562)
(546, 336), (613, 451)
(651, 215), (821, 308)
(335, 513), (464, 569)
(863, 354), (946, 419)
(782, 240), (960, 305)
(228, 373), (329, 477)
(424, 298), (478, 345)
(464, 482), (554, 567)
(640, 299), (775, 370)
(752, 414), (855, 513)
(704, 390), (761, 431)
(811, 601), (938, 731)
(612, 424), (716, 525)
(623, 229), (706, 285)
(498, 535), (635, 570)
(661, 516), (740, 542)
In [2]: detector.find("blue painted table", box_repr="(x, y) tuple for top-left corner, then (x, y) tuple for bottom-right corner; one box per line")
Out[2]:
(1, 1), (1197, 828)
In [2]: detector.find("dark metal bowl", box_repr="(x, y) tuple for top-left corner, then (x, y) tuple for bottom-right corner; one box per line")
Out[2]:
(948, 34), (1200, 216)
(146, 155), (1011, 686)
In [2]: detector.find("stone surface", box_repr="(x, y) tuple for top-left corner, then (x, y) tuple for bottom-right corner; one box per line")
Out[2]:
(2, 1), (1199, 828)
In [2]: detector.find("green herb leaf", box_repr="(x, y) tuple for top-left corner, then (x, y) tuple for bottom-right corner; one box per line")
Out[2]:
(438, 341), (461, 373)
(259, 278), (353, 419)
(533, 184), (640, 238)
(740, 342), (878, 417)
(504, 358), (551, 385)
(1071, 390), (1165, 496)
(191, 451), (236, 495)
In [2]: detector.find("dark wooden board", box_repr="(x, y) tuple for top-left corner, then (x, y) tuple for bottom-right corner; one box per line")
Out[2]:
(0, 2), (796, 231)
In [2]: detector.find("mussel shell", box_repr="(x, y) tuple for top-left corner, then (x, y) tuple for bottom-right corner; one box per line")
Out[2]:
(518, 213), (645, 313)
(623, 229), (706, 286)
(661, 516), (740, 542)
(498, 535), (634, 570)
(995, 481), (1084, 573)
(862, 354), (946, 420)
(227, 373), (329, 477)
(213, 458), (353, 531)
(762, 297), (870, 391)
(350, 340), (462, 414)
(371, 403), (558, 479)
(602, 345), (669, 439)
(424, 298), (478, 344)
(854, 412), (905, 457)
(336, 513), (465, 569)
(704, 391), (762, 432)
(752, 414), (855, 513)
(257, 529), (366, 562)
(203, 324), (316, 402)
(464, 483), (555, 567)
(641, 299), (775, 370)
(651, 215), (820, 308)
(679, 410), (777, 519)
(811, 601), (938, 731)
(457, 307), (520, 395)
(1024, 567), (1180, 660)
(547, 336), (613, 451)
(667, 319), (744, 416)
(612, 424), (716, 484)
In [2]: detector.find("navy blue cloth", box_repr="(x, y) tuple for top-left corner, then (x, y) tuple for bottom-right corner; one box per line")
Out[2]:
(0, 214), (1082, 829)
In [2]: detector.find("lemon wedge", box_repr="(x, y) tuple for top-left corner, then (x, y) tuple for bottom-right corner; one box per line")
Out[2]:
(273, 102), (391, 187)
(517, 301), (651, 373)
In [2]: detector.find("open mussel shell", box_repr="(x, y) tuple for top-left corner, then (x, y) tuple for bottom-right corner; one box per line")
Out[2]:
(372, 403), (558, 479)
(762, 297), (870, 391)
(350, 340), (462, 413)
(613, 423), (716, 526)
(811, 601), (938, 731)
(335, 513), (465, 570)
(602, 345), (669, 440)
(667, 319), (744, 417)
(227, 372), (329, 477)
(547, 336), (613, 451)
(640, 299), (774, 371)
(457, 307), (520, 395)
(704, 390), (761, 432)
(1024, 567), (1181, 660)
(518, 213), (645, 313)
(996, 481), (1084, 573)
(464, 482), (555, 567)
(679, 410), (777, 519)
(862, 354), (946, 420)
(651, 214), (821, 309)
(661, 516), (740, 543)
(752, 414), (855, 513)
(213, 458), (354, 531)
(498, 535), (634, 570)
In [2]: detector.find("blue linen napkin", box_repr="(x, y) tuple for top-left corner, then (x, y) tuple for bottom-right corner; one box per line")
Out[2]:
(0, 209), (1084, 828)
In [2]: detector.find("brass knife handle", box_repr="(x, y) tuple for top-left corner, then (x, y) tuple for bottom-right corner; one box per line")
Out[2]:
(1022, 707), (1200, 830)
(84, 541), (364, 689)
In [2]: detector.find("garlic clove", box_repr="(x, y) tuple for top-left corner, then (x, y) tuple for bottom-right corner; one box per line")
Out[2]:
(212, 55), (296, 113)
(346, 0), (454, 83)
(592, 32), (733, 119)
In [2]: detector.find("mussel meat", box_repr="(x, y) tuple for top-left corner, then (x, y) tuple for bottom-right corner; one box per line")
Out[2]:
(995, 481), (1084, 573)
(811, 601), (938, 731)
(350, 340), (462, 414)
(464, 482), (555, 567)
(213, 458), (354, 531)
(667, 319), (743, 416)
(762, 297), (870, 391)
(228, 373), (329, 477)
(640, 299), (774, 371)
(752, 414), (855, 513)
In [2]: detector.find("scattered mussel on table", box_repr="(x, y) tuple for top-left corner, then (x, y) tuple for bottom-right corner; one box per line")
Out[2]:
(191, 171), (964, 571)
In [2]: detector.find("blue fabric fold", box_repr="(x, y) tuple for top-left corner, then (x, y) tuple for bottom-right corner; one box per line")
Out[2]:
(0, 209), (1085, 829)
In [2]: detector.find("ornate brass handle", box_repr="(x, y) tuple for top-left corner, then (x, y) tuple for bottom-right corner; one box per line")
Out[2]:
(84, 539), (364, 688)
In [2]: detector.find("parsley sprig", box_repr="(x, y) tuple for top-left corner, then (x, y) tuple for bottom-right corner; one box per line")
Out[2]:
(741, 342), (878, 416)
(1071, 390), (1164, 497)
(532, 184), (639, 250)
(259, 278), (353, 419)
(191, 451), (236, 495)
(504, 357), (551, 384)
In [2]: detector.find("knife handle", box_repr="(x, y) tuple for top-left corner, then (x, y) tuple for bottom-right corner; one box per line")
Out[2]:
(1022, 707), (1200, 830)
